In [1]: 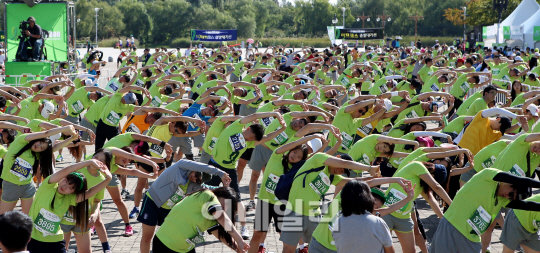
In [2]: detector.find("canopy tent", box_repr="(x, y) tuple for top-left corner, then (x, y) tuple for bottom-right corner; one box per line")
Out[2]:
(486, 0), (539, 44)
(522, 8), (540, 48)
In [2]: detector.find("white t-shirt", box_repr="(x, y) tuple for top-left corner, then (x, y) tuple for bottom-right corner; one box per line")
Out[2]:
(0, 55), (5, 65)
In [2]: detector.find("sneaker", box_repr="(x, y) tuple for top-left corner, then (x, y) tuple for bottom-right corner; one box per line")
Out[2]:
(121, 189), (129, 199)
(56, 154), (64, 162)
(298, 246), (309, 253)
(128, 207), (139, 218)
(124, 225), (134, 237)
(257, 245), (266, 253)
(245, 200), (256, 211)
(240, 226), (250, 240)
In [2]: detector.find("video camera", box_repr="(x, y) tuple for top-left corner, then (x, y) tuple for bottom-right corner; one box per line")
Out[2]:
(18, 21), (31, 39)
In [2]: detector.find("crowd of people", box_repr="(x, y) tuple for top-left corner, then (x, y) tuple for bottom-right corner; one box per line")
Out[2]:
(1, 41), (540, 253)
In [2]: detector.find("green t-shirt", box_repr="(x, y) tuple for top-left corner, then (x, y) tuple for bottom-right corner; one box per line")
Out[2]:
(103, 133), (135, 149)
(1, 134), (36, 185)
(389, 132), (417, 168)
(397, 148), (428, 172)
(66, 87), (95, 117)
(312, 193), (342, 251)
(143, 84), (169, 108)
(493, 134), (540, 178)
(85, 96), (111, 127)
(456, 91), (482, 116)
(193, 80), (218, 97)
(164, 99), (183, 113)
(417, 65), (438, 84)
(449, 74), (473, 100)
(493, 66), (512, 89)
(18, 98), (46, 124)
(514, 194), (540, 234)
(258, 150), (288, 205)
(444, 168), (510, 242)
(99, 93), (136, 127)
(29, 176), (77, 242)
(348, 134), (381, 166)
(263, 113), (298, 151)
(421, 75), (444, 93)
(155, 190), (221, 252)
(472, 141), (507, 173)
(288, 153), (343, 216)
(61, 167), (105, 226)
(202, 117), (227, 153)
(211, 120), (255, 169)
(488, 62), (508, 76)
(328, 107), (367, 153)
(384, 161), (429, 219)
(395, 96), (429, 124)
(369, 78), (391, 96)
(336, 67), (359, 89)
(511, 93), (526, 107)
(466, 98), (488, 116)
(391, 81), (416, 103)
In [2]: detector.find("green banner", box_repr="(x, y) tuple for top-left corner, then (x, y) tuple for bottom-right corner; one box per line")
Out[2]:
(503, 26), (511, 40)
(6, 3), (67, 61)
(482, 27), (487, 39)
(535, 26), (540, 41)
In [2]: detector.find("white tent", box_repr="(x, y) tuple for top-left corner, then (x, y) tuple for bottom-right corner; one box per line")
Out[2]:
(523, 9), (540, 48)
(486, 0), (539, 45)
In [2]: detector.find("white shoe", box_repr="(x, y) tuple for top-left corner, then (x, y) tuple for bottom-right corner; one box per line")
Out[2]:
(240, 226), (250, 240)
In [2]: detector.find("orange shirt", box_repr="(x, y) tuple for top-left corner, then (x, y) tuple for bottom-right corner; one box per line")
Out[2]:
(458, 110), (503, 155)
(121, 114), (151, 134)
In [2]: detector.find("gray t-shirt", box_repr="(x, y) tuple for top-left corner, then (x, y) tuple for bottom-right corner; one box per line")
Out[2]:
(332, 212), (393, 253)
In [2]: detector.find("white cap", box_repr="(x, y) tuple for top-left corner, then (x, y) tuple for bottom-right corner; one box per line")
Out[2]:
(515, 56), (523, 62)
(511, 53), (516, 57)
(307, 138), (323, 153)
(535, 52), (540, 57)
(527, 104), (539, 117)
(85, 79), (93, 86)
(383, 99), (393, 112)
(41, 101), (55, 119)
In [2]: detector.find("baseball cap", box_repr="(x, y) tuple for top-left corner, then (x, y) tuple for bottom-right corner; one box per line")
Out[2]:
(457, 58), (465, 64)
(383, 99), (393, 112)
(371, 188), (387, 202)
(85, 79), (93, 86)
(527, 104), (539, 117)
(535, 52), (540, 57)
(433, 164), (447, 185)
(515, 56), (523, 62)
(208, 105), (219, 116)
(123, 93), (137, 104)
(307, 138), (323, 153)
(41, 101), (55, 119)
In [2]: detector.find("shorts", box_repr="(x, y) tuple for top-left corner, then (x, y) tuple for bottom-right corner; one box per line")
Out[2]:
(60, 223), (88, 234)
(200, 149), (212, 164)
(107, 173), (120, 187)
(117, 58), (122, 64)
(137, 161), (166, 173)
(240, 148), (253, 161)
(460, 168), (477, 183)
(248, 145), (273, 172)
(153, 235), (195, 253)
(254, 199), (285, 233)
(233, 104), (241, 116)
(279, 210), (320, 246)
(171, 136), (193, 155)
(134, 93), (144, 107)
(239, 104), (258, 116)
(64, 115), (80, 125)
(1, 181), (36, 202)
(207, 159), (241, 200)
(501, 209), (540, 251)
(27, 238), (67, 253)
(81, 118), (97, 141)
(429, 217), (482, 253)
(309, 237), (337, 253)
(381, 214), (414, 233)
(137, 194), (171, 226)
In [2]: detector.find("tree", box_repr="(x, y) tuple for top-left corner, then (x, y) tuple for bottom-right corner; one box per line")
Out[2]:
(464, 0), (520, 26)
(444, 8), (466, 26)
(117, 0), (152, 44)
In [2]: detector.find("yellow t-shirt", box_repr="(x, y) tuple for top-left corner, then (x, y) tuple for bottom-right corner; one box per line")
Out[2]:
(458, 110), (502, 155)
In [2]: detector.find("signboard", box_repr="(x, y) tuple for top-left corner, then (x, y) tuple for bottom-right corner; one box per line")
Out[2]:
(335, 28), (384, 40)
(510, 26), (522, 40)
(190, 29), (237, 41)
(6, 3), (68, 61)
(535, 26), (540, 41)
(327, 26), (335, 45)
(482, 27), (487, 39)
(503, 26), (511, 40)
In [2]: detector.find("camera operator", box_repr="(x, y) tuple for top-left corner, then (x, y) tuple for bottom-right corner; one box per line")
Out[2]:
(17, 16), (42, 61)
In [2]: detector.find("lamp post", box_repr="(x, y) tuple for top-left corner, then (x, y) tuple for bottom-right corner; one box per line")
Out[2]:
(94, 8), (101, 46)
(332, 14), (338, 25)
(462, 7), (467, 44)
(377, 11), (391, 39)
(341, 7), (346, 28)
(493, 0), (509, 44)
(357, 12), (370, 46)
(409, 11), (424, 43)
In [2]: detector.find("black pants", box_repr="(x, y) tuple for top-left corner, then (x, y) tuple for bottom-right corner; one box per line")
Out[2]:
(153, 235), (195, 253)
(95, 119), (120, 150)
(207, 159), (241, 200)
(233, 103), (241, 116)
(28, 238), (67, 253)
(448, 98), (463, 119)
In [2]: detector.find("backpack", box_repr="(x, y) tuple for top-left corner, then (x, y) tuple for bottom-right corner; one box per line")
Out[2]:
(274, 161), (334, 201)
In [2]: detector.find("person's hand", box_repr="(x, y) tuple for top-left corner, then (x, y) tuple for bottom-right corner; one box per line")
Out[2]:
(25, 30), (31, 36)
(221, 173), (231, 187)
(405, 183), (416, 200)
(88, 213), (99, 227)
(149, 161), (160, 178)
(517, 115), (528, 125)
(369, 166), (381, 177)
(143, 89), (152, 98)
(277, 114), (286, 127)
(197, 120), (207, 133)
(398, 90), (409, 98)
(21, 126), (31, 133)
(236, 240), (250, 253)
(446, 134), (453, 144)
(54, 95), (65, 103)
(396, 177), (412, 191)
(300, 103), (309, 112)
(64, 125), (77, 137)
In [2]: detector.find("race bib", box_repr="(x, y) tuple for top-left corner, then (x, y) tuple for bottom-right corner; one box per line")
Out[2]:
(107, 81), (119, 92)
(71, 100), (85, 114)
(164, 69), (172, 76)
(188, 114), (202, 130)
(229, 133), (247, 152)
(259, 117), (274, 128)
(196, 82), (203, 89)
(125, 123), (141, 134)
(171, 65), (179, 72)
(340, 76), (350, 87)
(264, 173), (279, 195)
(63, 211), (75, 223)
(341, 132), (354, 150)
(509, 164), (526, 177)
(105, 111), (120, 125)
(150, 143), (164, 156)
(328, 211), (343, 235)
(481, 156), (497, 169)
(357, 124), (373, 136)
(405, 109), (420, 119)
(387, 68), (394, 75)
(185, 226), (205, 250)
(135, 79), (145, 87)
(379, 84), (388, 94)
(10, 157), (32, 181)
(460, 82), (471, 93)
(150, 96), (162, 107)
(384, 188), (409, 214)
(34, 208), (61, 237)
(166, 185), (187, 208)
(273, 128), (289, 145)
(208, 137), (218, 151)
(309, 171), (331, 196)
(430, 83), (440, 91)
(492, 68), (500, 75)
(428, 71), (434, 76)
(467, 205), (491, 235)
(357, 153), (371, 166)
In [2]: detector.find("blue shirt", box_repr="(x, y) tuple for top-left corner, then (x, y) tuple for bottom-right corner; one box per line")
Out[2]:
(182, 103), (210, 131)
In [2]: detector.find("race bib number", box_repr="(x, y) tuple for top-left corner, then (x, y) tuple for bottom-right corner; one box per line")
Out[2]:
(196, 82), (203, 89)
(356, 153), (371, 166)
(357, 124), (373, 136)
(208, 137), (218, 151)
(265, 173), (279, 195)
(71, 100), (85, 114)
(63, 211), (75, 223)
(430, 83), (440, 92)
(10, 157), (32, 181)
(150, 143), (164, 156)
(328, 211), (342, 235)
(379, 84), (388, 94)
(341, 132), (354, 150)
(185, 226), (205, 250)
(105, 111), (121, 125)
(509, 164), (526, 177)
(34, 208), (61, 237)
(387, 68), (394, 75)
(171, 65), (179, 72)
(273, 128), (289, 145)
(309, 171), (331, 196)
(252, 91), (263, 105)
(107, 81), (119, 92)
(188, 114), (202, 130)
(150, 96), (162, 107)
(125, 123), (141, 134)
(340, 76), (350, 87)
(467, 206), (491, 235)
(492, 68), (500, 75)
(428, 71), (434, 76)
(166, 185), (187, 208)
(502, 75), (510, 81)
(229, 133), (247, 152)
(164, 69), (172, 76)
(259, 117), (274, 128)
(405, 109), (420, 119)
(135, 79), (145, 87)
(460, 82), (471, 93)
(482, 156), (497, 169)
(384, 188), (409, 214)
